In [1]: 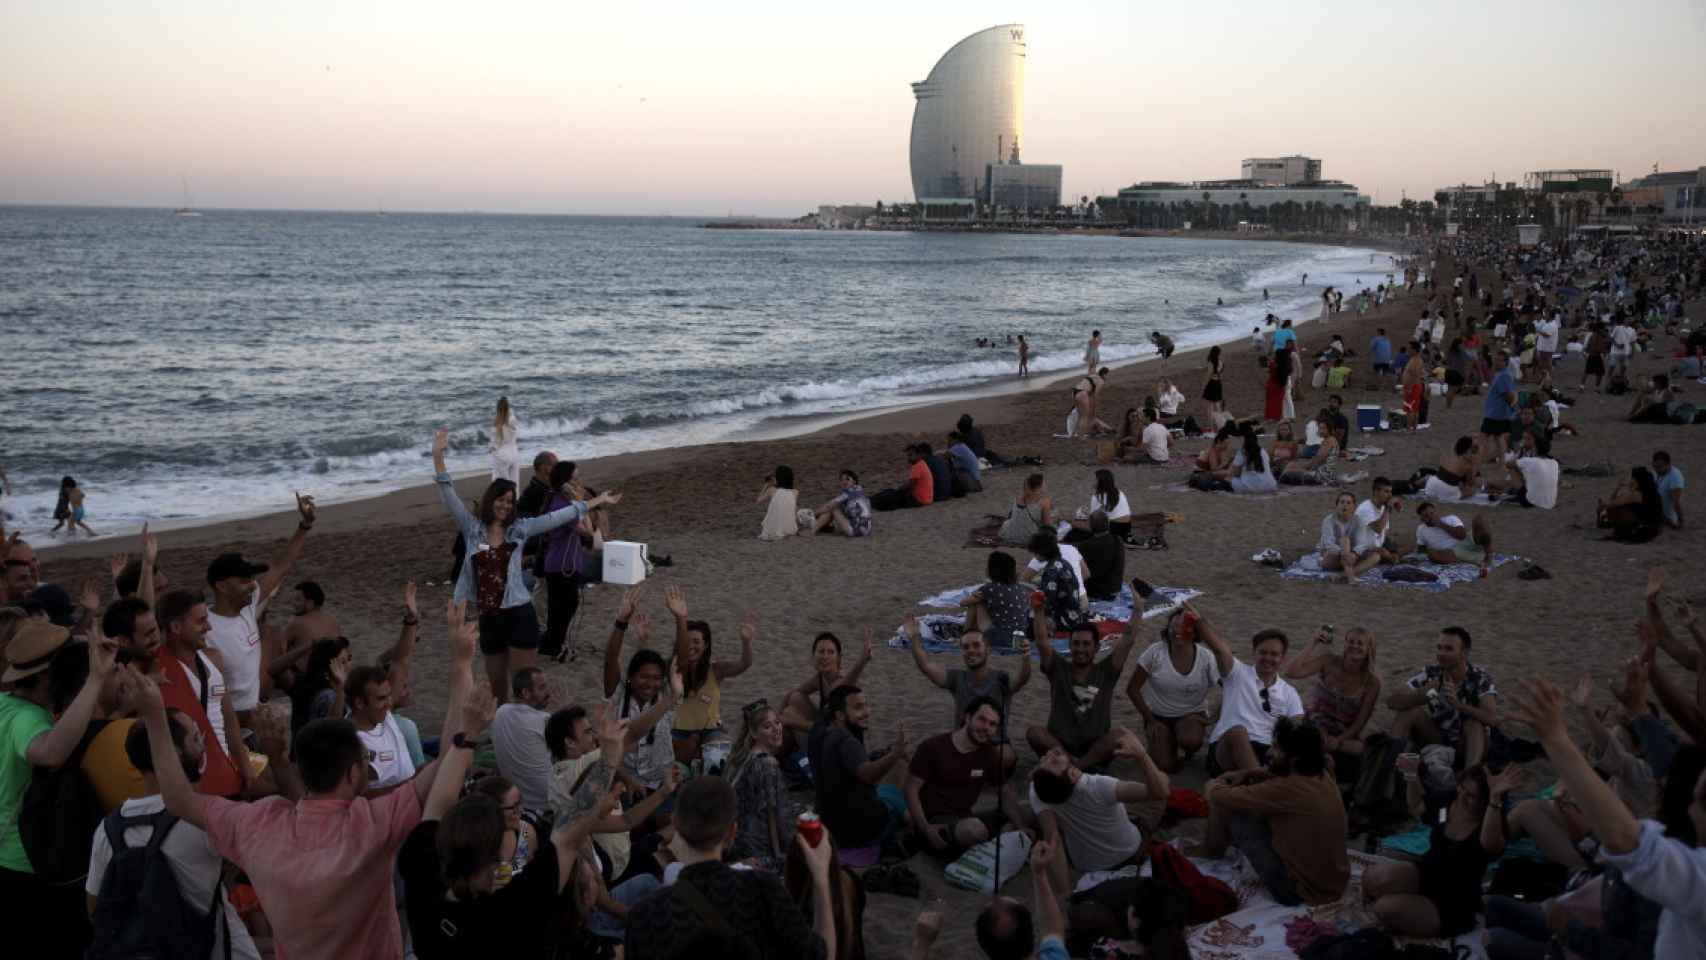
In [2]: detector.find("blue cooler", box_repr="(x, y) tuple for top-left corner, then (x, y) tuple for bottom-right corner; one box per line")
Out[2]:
(1357, 404), (1381, 432)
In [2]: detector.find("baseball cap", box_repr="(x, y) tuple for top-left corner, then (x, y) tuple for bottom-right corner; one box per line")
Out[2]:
(206, 553), (269, 586)
(2, 620), (72, 684)
(21, 584), (75, 628)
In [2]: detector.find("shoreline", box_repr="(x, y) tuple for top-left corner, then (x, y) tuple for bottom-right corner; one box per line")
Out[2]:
(29, 235), (1411, 561)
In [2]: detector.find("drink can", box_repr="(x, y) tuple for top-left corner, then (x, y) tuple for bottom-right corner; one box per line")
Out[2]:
(797, 811), (824, 847)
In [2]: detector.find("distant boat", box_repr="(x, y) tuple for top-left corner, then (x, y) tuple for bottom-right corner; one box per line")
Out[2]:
(174, 178), (201, 217)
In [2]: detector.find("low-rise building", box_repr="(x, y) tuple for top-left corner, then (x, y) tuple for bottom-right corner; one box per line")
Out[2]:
(1241, 155), (1321, 186)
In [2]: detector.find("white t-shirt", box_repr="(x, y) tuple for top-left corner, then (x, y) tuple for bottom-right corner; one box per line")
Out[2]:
(1141, 423), (1169, 463)
(1158, 388), (1185, 416)
(1611, 325), (1636, 356)
(1536, 320), (1560, 353)
(206, 585), (263, 712)
(1134, 642), (1219, 716)
(1209, 660), (1305, 747)
(1353, 500), (1389, 551)
(181, 651), (231, 757)
(356, 712), (418, 789)
(86, 795), (263, 960)
(1029, 543), (1087, 599)
(1229, 450), (1277, 494)
(1416, 517), (1469, 551)
(1028, 773), (1142, 871)
(1515, 457), (1559, 510)
(491, 702), (553, 813)
(1090, 490), (1133, 522)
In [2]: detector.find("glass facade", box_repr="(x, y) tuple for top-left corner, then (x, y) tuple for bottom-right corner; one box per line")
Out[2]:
(985, 163), (1062, 211)
(910, 25), (1026, 202)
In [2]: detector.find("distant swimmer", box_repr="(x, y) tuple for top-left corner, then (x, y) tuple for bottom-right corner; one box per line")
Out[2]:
(1018, 334), (1031, 378)
(1085, 329), (1102, 375)
(1301, 272), (1308, 285)
(1151, 331), (1176, 361)
(1263, 288), (1269, 301)
(1216, 297), (1224, 306)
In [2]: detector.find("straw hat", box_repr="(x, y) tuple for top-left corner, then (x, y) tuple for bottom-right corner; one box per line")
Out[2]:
(2, 619), (71, 684)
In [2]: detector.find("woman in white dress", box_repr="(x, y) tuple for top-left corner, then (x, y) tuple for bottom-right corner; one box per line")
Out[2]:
(756, 465), (801, 541)
(490, 396), (521, 484)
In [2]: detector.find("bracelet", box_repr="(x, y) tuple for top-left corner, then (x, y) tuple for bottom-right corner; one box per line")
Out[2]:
(614, 619), (630, 631)
(402, 615), (419, 626)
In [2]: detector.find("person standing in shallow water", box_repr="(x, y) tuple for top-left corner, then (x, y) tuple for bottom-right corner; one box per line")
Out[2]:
(1084, 330), (1101, 375)
(1018, 335), (1031, 378)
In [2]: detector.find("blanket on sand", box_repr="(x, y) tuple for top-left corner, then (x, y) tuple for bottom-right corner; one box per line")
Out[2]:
(1281, 551), (1520, 592)
(890, 584), (1202, 655)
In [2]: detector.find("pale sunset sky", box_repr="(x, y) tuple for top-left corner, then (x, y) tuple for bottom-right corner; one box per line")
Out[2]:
(4, 1), (1703, 215)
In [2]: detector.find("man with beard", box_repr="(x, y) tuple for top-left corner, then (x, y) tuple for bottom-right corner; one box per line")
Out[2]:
(1026, 616), (1139, 770)
(155, 589), (253, 799)
(1027, 728), (1167, 891)
(809, 685), (911, 853)
(906, 611), (1035, 775)
(1200, 716), (1349, 906)
(1387, 627), (1498, 769)
(904, 698), (1017, 859)
(84, 700), (266, 959)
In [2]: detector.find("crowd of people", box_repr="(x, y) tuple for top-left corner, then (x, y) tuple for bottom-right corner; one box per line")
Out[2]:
(0, 227), (1703, 960)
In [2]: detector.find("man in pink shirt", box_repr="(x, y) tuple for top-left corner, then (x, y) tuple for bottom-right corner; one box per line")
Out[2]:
(136, 600), (482, 960)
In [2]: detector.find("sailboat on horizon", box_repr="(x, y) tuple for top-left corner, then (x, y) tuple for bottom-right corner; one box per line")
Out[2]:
(174, 177), (202, 217)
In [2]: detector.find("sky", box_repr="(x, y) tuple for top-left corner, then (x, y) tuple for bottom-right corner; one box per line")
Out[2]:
(3, 1), (1704, 216)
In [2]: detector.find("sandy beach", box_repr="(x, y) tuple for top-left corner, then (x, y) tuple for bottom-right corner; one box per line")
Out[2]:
(34, 242), (1706, 959)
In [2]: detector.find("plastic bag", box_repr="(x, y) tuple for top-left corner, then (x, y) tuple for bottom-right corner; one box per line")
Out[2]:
(944, 831), (1032, 893)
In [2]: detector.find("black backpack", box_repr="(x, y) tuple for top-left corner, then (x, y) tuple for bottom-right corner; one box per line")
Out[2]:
(86, 808), (226, 960)
(19, 718), (108, 886)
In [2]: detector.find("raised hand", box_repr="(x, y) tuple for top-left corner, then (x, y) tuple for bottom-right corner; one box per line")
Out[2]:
(1613, 654), (1650, 714)
(631, 612), (652, 644)
(109, 553), (129, 583)
(462, 681), (497, 737)
(668, 657), (685, 700)
(618, 585), (645, 621)
(862, 627), (874, 661)
(1672, 597), (1698, 628)
(1509, 679), (1568, 743)
(739, 612), (759, 645)
(1114, 727), (1147, 759)
(596, 706), (630, 756)
(1569, 674), (1593, 710)
(294, 492), (316, 527)
(1487, 764), (1527, 800)
(81, 578), (102, 617)
(663, 586), (688, 620)
(432, 427), (450, 459)
(403, 580), (418, 619)
(594, 490), (623, 508)
(1030, 837), (1057, 873)
(447, 599), (476, 663)
(903, 615), (922, 640)
(1646, 566), (1664, 603)
(252, 703), (291, 757)
(142, 523), (158, 564)
(89, 637), (118, 679)
(329, 650), (351, 688)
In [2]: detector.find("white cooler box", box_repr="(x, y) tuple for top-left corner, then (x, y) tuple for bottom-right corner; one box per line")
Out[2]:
(603, 541), (649, 585)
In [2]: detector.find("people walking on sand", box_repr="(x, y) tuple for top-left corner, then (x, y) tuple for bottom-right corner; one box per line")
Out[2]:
(491, 396), (521, 484)
(1018, 334), (1031, 378)
(1084, 330), (1101, 374)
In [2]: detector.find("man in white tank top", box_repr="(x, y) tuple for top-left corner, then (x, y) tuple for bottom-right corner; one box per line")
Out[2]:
(346, 664), (417, 789)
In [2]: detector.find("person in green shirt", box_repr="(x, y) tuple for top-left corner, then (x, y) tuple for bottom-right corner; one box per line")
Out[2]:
(1, 618), (118, 954)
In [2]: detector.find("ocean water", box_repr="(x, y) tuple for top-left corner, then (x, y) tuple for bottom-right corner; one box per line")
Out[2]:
(0, 206), (1395, 535)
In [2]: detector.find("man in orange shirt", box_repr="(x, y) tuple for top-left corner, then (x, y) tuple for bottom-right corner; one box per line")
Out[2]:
(154, 589), (252, 799)
(871, 445), (935, 511)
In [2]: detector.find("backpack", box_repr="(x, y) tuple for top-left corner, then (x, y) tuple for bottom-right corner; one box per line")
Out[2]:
(18, 718), (108, 886)
(1145, 841), (1238, 924)
(86, 808), (226, 960)
(1351, 733), (1412, 831)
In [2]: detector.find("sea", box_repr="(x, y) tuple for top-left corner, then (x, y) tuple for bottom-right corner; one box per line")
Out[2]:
(0, 206), (1399, 537)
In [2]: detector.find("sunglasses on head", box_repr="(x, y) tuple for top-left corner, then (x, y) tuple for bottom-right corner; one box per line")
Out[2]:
(742, 698), (770, 716)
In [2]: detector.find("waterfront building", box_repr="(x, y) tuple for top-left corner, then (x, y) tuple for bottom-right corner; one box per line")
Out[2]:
(1523, 169), (1614, 194)
(909, 25), (1027, 202)
(984, 162), (1062, 212)
(1241, 155), (1322, 186)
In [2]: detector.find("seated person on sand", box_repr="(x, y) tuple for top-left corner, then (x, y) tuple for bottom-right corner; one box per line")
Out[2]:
(1070, 512), (1125, 602)
(1363, 764), (1519, 939)
(1386, 626), (1497, 768)
(1199, 716), (1350, 907)
(808, 685), (912, 857)
(1194, 422), (1238, 473)
(779, 630), (872, 736)
(1598, 466), (1666, 543)
(1486, 430), (1558, 509)
(1279, 411), (1346, 485)
(1269, 420), (1300, 472)
(1021, 529), (1089, 630)
(1424, 435), (1483, 501)
(955, 413), (1012, 467)
(1117, 407), (1171, 465)
(1318, 491), (1381, 581)
(756, 465), (801, 541)
(810, 469), (873, 537)
(1628, 374), (1678, 424)
(1154, 378), (1186, 424)
(1070, 369), (1114, 438)
(960, 550), (1036, 651)
(1352, 477), (1401, 564)
(1281, 626), (1382, 784)
(1026, 728), (1166, 894)
(905, 602), (1034, 775)
(904, 697), (1023, 860)
(869, 444), (934, 511)
(1126, 606), (1222, 773)
(998, 472), (1054, 545)
(1323, 394), (1351, 449)
(1195, 427), (1277, 494)
(918, 442), (953, 502)
(944, 431), (983, 496)
(1026, 611), (1140, 769)
(1065, 469), (1132, 542)
(1412, 503), (1493, 575)
(1198, 607), (1307, 774)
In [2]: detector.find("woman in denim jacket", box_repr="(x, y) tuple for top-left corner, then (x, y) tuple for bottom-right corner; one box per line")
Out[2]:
(433, 427), (621, 700)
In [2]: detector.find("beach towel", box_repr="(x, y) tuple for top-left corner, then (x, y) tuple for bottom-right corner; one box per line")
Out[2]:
(1076, 840), (1488, 959)
(1416, 475), (1515, 507)
(1281, 551), (1520, 592)
(1343, 446), (1385, 462)
(892, 583), (1203, 656)
(1161, 481), (1316, 499)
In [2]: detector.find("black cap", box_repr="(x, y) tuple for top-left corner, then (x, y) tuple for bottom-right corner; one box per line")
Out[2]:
(206, 553), (269, 586)
(22, 583), (76, 628)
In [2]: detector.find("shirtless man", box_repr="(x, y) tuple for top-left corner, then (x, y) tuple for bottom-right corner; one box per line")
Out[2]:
(1432, 436), (1482, 500)
(1018, 334), (1031, 378)
(270, 580), (342, 693)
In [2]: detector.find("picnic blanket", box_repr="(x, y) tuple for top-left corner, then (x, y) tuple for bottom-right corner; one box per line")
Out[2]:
(1160, 481), (1318, 498)
(1077, 840), (1488, 959)
(1343, 445), (1385, 462)
(891, 583), (1203, 655)
(1281, 551), (1520, 592)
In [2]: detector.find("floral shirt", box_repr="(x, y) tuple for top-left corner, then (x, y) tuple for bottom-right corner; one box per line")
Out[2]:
(1405, 662), (1497, 740)
(1037, 559), (1087, 631)
(728, 753), (797, 871)
(833, 485), (873, 537)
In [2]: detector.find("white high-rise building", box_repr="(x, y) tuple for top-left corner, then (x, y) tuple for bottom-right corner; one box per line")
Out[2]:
(909, 25), (1027, 201)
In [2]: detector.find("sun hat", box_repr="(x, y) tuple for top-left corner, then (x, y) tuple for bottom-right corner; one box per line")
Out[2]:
(2, 619), (72, 684)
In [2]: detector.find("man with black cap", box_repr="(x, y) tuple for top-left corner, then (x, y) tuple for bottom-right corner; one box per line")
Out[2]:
(205, 493), (315, 725)
(0, 620), (116, 948)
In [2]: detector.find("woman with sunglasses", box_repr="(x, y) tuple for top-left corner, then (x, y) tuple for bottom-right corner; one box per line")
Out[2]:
(471, 774), (539, 877)
(725, 700), (798, 871)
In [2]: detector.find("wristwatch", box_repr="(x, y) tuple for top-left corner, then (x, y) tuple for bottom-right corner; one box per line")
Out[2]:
(451, 733), (476, 751)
